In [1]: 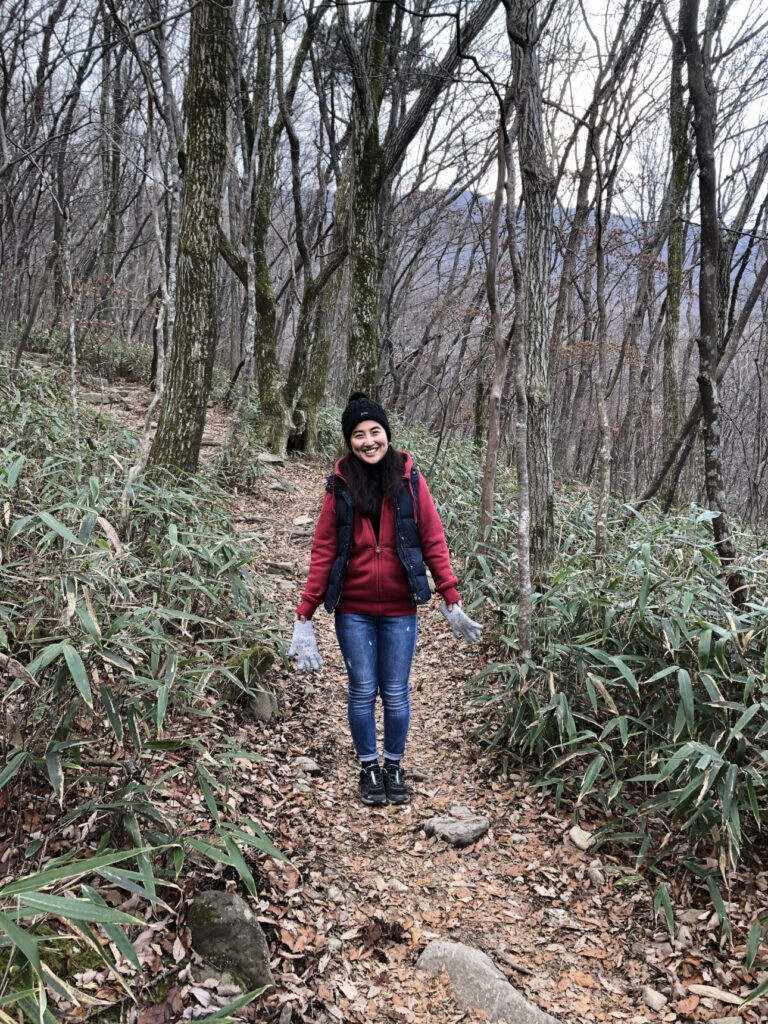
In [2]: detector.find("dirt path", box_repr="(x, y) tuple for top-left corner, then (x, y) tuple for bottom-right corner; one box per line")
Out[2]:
(234, 457), (667, 1024)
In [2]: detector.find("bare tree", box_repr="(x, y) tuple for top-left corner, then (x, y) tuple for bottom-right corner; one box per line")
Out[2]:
(678, 0), (746, 603)
(147, 0), (230, 473)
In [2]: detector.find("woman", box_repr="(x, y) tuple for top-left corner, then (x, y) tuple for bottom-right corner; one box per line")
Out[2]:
(289, 392), (482, 807)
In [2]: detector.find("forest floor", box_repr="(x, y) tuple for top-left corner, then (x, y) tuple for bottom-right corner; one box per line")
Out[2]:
(61, 386), (768, 1023)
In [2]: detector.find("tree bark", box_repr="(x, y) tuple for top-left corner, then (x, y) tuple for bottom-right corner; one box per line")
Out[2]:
(679, 0), (747, 605)
(661, 10), (688, 467)
(506, 0), (556, 576)
(147, 0), (230, 474)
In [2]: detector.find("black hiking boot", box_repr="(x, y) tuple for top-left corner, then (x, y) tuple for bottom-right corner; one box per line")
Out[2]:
(383, 763), (411, 805)
(359, 763), (387, 806)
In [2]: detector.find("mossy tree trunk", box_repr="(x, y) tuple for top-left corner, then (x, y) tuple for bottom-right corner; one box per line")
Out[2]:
(147, 0), (229, 474)
(336, 0), (395, 396)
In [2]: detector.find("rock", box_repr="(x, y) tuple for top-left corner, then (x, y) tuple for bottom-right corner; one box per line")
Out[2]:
(187, 891), (274, 991)
(678, 908), (704, 925)
(424, 814), (490, 848)
(223, 647), (278, 722)
(568, 824), (595, 851)
(292, 515), (314, 527)
(327, 886), (345, 906)
(641, 986), (668, 1011)
(295, 756), (322, 775)
(686, 984), (742, 1005)
(258, 453), (285, 465)
(674, 923), (694, 948)
(417, 941), (561, 1024)
(248, 684), (279, 723)
(709, 1017), (742, 1024)
(449, 805), (475, 819)
(586, 863), (605, 886)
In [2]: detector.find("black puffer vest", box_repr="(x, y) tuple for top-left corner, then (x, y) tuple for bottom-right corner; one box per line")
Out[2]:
(323, 465), (432, 612)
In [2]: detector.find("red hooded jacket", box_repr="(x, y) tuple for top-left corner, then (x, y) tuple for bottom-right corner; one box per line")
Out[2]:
(296, 452), (460, 619)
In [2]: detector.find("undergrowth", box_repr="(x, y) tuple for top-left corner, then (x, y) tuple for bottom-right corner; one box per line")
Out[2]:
(0, 371), (281, 1021)
(352, 409), (768, 975)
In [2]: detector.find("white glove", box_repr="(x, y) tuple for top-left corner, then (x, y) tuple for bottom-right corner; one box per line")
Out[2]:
(440, 603), (483, 644)
(289, 619), (324, 672)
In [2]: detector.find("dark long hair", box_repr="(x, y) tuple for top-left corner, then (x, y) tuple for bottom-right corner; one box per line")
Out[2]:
(340, 446), (405, 518)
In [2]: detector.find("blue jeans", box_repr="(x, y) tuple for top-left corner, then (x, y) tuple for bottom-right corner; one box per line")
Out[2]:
(335, 613), (418, 763)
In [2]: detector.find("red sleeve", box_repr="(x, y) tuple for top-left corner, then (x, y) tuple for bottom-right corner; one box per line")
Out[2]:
(296, 491), (337, 619)
(416, 474), (461, 607)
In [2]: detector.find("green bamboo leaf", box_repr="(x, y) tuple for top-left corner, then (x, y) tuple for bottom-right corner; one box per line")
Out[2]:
(15, 986), (57, 1024)
(44, 748), (64, 807)
(698, 628), (712, 670)
(121, 815), (157, 902)
(743, 976), (768, 1005)
(576, 754), (606, 806)
(0, 988), (36, 1008)
(60, 642), (93, 707)
(95, 868), (175, 911)
(706, 875), (731, 936)
(223, 835), (257, 898)
(38, 510), (82, 547)
(0, 750), (27, 790)
(0, 848), (150, 897)
(745, 775), (761, 825)
(77, 887), (144, 970)
(236, 818), (286, 861)
(197, 763), (222, 825)
(99, 681), (123, 743)
(4, 454), (25, 488)
(7, 514), (34, 543)
(16, 892), (141, 924)
(197, 988), (267, 1020)
(653, 882), (675, 937)
(725, 703), (760, 745)
(26, 642), (65, 677)
(76, 601), (101, 640)
(0, 909), (44, 979)
(156, 682), (170, 736)
(101, 920), (143, 971)
(678, 669), (694, 733)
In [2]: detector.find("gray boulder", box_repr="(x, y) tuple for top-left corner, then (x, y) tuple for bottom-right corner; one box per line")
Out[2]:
(187, 891), (274, 991)
(417, 941), (561, 1024)
(424, 813), (490, 848)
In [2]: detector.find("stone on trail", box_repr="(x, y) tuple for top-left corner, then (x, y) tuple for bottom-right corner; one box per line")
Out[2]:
(294, 756), (322, 775)
(641, 985), (668, 1010)
(187, 891), (274, 992)
(417, 940), (561, 1024)
(568, 824), (595, 851)
(424, 810), (490, 848)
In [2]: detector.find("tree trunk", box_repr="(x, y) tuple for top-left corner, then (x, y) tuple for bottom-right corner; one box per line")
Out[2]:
(680, 0), (747, 605)
(661, 12), (688, 468)
(506, 0), (556, 576)
(147, 0), (229, 475)
(479, 129), (511, 548)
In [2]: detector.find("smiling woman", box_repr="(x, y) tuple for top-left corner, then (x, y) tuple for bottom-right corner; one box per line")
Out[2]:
(288, 392), (482, 808)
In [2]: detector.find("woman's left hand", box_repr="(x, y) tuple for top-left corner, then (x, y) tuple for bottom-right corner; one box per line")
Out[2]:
(439, 602), (483, 644)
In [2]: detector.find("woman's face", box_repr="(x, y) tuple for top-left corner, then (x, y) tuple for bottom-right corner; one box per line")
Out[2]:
(350, 420), (389, 465)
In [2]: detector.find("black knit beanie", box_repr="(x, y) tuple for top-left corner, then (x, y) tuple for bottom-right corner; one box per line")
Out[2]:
(341, 391), (391, 447)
